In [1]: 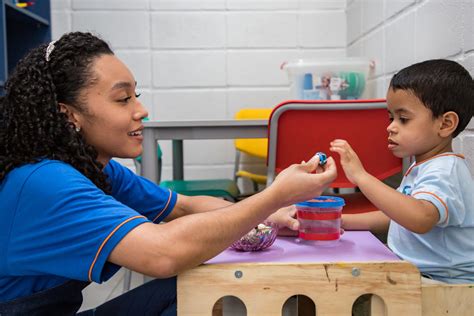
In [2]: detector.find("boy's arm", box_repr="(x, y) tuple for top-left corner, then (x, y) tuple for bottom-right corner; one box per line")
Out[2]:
(353, 173), (438, 233)
(330, 139), (439, 234)
(342, 210), (390, 233)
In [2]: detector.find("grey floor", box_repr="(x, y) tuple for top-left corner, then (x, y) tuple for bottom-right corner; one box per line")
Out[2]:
(79, 269), (146, 312)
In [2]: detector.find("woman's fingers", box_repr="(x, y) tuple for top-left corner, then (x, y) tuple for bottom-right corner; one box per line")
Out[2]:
(317, 157), (337, 184)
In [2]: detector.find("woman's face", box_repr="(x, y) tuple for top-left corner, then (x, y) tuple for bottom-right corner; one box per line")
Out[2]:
(75, 54), (148, 165)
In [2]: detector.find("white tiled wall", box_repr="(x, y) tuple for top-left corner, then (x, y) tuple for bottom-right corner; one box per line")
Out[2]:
(51, 0), (347, 180)
(51, 0), (474, 178)
(347, 0), (474, 173)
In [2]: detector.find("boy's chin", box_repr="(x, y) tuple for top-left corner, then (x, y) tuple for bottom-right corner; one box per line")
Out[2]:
(393, 152), (406, 158)
(389, 149), (406, 159)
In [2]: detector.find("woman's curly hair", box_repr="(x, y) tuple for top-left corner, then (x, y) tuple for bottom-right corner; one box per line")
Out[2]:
(0, 32), (113, 192)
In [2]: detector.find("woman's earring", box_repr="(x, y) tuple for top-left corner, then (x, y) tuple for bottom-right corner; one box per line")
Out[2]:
(75, 126), (81, 132)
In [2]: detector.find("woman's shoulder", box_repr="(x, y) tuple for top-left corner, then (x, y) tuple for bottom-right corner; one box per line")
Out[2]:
(15, 159), (82, 177)
(6, 160), (87, 191)
(1, 160), (91, 208)
(104, 159), (137, 182)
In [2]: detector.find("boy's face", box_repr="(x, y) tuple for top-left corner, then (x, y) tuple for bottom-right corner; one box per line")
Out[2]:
(386, 88), (446, 162)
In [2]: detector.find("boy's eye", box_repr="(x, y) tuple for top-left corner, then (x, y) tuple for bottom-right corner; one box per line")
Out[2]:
(400, 117), (408, 124)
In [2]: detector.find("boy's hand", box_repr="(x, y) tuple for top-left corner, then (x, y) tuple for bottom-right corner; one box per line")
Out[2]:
(330, 139), (366, 185)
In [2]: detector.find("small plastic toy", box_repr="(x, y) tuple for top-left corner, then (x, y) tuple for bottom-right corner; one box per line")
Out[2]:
(315, 152), (327, 165)
(15, 1), (35, 8)
(230, 223), (278, 252)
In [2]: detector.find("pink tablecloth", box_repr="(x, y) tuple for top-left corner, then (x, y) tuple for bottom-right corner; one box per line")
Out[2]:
(206, 231), (399, 265)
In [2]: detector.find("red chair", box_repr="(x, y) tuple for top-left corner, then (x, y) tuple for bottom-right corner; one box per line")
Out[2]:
(266, 99), (402, 214)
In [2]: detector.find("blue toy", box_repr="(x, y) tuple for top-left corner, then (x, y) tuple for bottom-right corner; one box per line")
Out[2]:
(316, 152), (327, 165)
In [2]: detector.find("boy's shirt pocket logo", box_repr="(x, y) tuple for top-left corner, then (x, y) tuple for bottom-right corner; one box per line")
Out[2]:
(402, 185), (412, 195)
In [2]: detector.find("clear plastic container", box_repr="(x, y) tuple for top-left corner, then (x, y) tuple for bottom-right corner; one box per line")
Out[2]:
(281, 58), (371, 101)
(296, 196), (345, 246)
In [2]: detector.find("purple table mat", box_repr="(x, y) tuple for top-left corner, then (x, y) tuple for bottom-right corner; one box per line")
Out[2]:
(206, 231), (399, 265)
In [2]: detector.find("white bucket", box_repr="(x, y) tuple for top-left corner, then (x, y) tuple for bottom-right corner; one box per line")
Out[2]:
(281, 58), (372, 101)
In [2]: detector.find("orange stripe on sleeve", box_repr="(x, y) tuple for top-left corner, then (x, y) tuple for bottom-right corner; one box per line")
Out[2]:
(412, 191), (449, 224)
(88, 215), (146, 281)
(152, 189), (173, 223)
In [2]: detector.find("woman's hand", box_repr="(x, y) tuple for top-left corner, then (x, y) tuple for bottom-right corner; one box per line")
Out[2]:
(269, 154), (337, 207)
(266, 204), (345, 237)
(329, 139), (366, 185)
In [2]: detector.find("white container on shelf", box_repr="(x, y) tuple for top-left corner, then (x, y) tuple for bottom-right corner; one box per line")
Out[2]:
(281, 58), (372, 101)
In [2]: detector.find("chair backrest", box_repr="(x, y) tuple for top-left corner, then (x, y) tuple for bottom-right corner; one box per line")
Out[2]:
(234, 108), (272, 158)
(266, 100), (402, 188)
(235, 108), (273, 120)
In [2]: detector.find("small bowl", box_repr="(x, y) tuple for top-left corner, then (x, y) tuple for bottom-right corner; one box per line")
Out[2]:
(230, 223), (278, 252)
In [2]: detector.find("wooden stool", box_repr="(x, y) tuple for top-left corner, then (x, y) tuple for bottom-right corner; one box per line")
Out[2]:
(178, 261), (422, 315)
(422, 283), (474, 315)
(177, 232), (423, 316)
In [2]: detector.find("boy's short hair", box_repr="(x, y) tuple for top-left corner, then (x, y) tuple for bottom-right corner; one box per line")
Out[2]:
(389, 59), (474, 137)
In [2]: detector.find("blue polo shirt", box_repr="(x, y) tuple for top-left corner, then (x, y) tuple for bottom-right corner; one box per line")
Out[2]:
(0, 159), (177, 302)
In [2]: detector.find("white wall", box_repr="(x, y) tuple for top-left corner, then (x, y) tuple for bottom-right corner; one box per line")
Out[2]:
(51, 0), (347, 180)
(347, 0), (474, 173)
(51, 0), (474, 179)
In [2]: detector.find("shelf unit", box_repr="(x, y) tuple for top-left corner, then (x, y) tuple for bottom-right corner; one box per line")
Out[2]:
(0, 0), (51, 89)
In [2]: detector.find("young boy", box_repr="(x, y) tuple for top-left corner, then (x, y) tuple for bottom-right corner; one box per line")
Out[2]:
(330, 59), (474, 284)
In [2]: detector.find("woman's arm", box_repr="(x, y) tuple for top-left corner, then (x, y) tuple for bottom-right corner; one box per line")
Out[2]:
(109, 155), (337, 278)
(164, 194), (233, 221)
(169, 196), (300, 234)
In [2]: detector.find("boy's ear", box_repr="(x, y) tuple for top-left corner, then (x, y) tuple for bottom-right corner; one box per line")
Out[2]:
(438, 111), (459, 138)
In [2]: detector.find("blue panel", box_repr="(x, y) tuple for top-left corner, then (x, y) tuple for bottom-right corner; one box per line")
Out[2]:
(1, 0), (51, 84)
(6, 5), (51, 74)
(6, 0), (50, 21)
(0, 1), (7, 88)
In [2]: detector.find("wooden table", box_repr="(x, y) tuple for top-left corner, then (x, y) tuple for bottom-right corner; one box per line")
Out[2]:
(177, 231), (422, 315)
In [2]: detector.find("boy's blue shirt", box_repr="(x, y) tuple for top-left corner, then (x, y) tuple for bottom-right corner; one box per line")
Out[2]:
(0, 159), (177, 302)
(388, 153), (474, 283)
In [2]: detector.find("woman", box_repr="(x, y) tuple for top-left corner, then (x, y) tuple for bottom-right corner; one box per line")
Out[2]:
(0, 32), (336, 315)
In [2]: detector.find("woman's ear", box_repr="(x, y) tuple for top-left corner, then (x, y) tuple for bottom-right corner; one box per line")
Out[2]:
(439, 111), (459, 138)
(58, 102), (81, 129)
